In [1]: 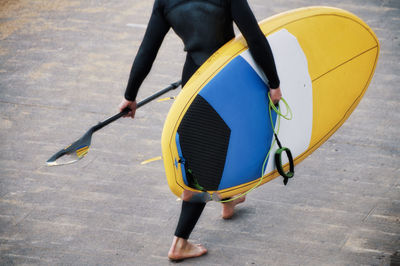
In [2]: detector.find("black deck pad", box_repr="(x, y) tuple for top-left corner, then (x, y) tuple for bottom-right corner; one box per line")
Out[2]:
(177, 94), (231, 191)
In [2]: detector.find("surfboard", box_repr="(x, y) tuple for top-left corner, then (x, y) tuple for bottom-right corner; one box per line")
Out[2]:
(161, 6), (379, 199)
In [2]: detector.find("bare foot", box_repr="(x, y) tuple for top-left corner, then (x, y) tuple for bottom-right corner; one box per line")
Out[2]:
(168, 237), (207, 261)
(221, 195), (246, 219)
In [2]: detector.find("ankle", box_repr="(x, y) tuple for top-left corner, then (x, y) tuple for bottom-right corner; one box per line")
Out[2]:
(170, 236), (186, 251)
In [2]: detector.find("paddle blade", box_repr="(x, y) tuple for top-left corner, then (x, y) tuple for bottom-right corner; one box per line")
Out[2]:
(46, 146), (89, 166)
(46, 130), (92, 166)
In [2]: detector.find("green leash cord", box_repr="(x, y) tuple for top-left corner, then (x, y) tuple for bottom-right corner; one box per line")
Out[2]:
(218, 93), (294, 203)
(264, 93), (295, 185)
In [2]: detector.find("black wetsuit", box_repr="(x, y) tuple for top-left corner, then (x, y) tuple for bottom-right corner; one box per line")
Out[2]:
(124, 0), (280, 239)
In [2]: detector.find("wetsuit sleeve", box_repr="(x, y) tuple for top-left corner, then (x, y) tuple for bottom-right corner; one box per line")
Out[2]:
(124, 1), (170, 101)
(231, 0), (280, 89)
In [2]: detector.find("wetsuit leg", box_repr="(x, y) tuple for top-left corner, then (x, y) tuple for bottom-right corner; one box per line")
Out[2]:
(174, 54), (206, 239)
(174, 200), (206, 239)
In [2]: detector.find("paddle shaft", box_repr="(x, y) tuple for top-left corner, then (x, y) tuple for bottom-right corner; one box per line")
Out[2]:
(91, 81), (181, 133)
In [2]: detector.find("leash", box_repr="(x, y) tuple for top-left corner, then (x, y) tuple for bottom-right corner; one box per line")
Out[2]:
(265, 93), (294, 185)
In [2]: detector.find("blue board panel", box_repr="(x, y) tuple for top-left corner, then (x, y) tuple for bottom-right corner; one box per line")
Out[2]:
(199, 56), (277, 190)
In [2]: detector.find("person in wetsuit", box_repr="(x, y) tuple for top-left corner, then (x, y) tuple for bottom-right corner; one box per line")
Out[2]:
(119, 0), (282, 260)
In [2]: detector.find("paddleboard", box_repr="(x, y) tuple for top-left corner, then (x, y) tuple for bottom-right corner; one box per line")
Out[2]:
(161, 6), (379, 199)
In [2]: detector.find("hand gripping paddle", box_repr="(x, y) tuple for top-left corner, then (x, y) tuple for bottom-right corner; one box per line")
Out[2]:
(46, 81), (181, 166)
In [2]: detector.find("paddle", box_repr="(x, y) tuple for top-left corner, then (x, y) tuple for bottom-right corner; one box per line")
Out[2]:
(46, 81), (181, 166)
